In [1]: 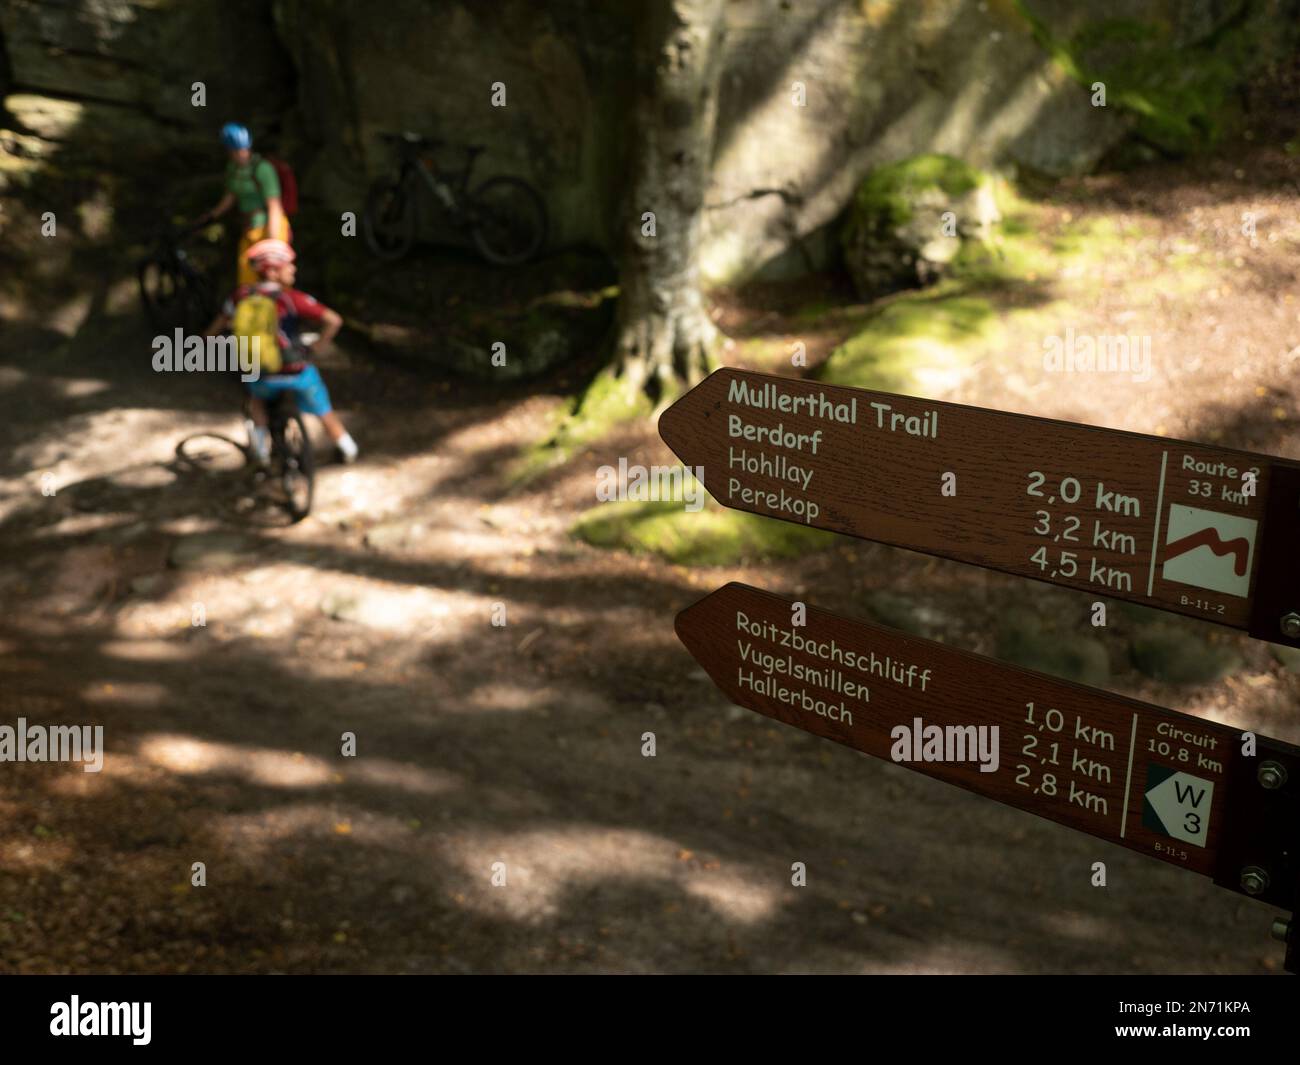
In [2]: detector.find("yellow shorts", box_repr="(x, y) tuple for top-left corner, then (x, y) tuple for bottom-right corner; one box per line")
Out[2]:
(237, 217), (293, 286)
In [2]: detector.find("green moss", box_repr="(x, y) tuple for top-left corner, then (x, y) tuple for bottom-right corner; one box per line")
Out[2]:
(823, 181), (1179, 391)
(509, 366), (652, 485)
(1014, 1), (1283, 153)
(851, 153), (985, 228)
(818, 287), (999, 392)
(950, 232), (1040, 286)
(794, 299), (836, 323)
(573, 496), (834, 566)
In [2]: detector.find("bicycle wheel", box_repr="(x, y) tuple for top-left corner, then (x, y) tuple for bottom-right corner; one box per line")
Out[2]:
(469, 176), (547, 265)
(278, 411), (315, 522)
(181, 269), (214, 333)
(363, 177), (415, 260)
(140, 256), (212, 333)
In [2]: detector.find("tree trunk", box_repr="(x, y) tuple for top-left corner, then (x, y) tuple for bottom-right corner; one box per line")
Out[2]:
(613, 0), (726, 408)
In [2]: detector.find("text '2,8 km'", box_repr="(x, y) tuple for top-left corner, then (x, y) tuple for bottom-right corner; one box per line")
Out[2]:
(676, 583), (1300, 910)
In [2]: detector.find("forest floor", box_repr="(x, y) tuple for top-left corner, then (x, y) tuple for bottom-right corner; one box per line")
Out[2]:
(0, 136), (1298, 974)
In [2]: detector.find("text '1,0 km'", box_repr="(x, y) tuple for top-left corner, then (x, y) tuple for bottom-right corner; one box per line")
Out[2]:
(658, 369), (1300, 646)
(677, 583), (1300, 918)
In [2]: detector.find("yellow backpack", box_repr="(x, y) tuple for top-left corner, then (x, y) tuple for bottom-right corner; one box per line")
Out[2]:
(232, 291), (284, 374)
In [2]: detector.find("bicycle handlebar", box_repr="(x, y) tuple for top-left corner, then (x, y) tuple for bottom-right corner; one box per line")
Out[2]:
(161, 218), (210, 243)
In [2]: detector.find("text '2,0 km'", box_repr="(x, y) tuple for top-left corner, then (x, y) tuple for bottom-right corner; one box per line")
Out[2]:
(657, 369), (1300, 646)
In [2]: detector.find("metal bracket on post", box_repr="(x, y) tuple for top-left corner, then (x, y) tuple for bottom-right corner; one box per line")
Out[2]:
(1247, 461), (1300, 647)
(1213, 741), (1300, 973)
(1280, 916), (1297, 974)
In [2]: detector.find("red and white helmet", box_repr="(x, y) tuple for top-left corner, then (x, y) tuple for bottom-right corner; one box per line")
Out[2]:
(246, 238), (295, 271)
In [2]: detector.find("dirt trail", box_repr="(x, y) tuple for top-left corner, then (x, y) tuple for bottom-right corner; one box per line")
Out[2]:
(2, 144), (1299, 973)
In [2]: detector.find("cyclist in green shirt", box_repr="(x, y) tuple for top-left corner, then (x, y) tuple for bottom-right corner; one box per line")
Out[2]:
(196, 123), (291, 286)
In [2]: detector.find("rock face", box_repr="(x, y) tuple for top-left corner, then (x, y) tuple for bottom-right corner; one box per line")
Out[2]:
(272, 0), (629, 261)
(1, 0), (293, 166)
(0, 0), (295, 314)
(2, 0), (1294, 293)
(842, 154), (1001, 298)
(268, 0), (1140, 281)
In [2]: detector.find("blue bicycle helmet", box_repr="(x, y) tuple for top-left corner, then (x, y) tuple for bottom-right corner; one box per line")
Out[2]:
(220, 122), (252, 150)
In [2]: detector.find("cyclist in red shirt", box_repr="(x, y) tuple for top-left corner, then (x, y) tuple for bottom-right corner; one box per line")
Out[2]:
(204, 239), (359, 465)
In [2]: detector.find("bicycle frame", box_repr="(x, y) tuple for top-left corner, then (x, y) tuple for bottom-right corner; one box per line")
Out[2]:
(265, 392), (299, 442)
(139, 226), (214, 330)
(399, 148), (483, 229)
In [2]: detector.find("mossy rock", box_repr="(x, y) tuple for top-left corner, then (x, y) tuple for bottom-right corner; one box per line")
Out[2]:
(1014, 2), (1292, 154)
(842, 153), (1001, 299)
(573, 497), (833, 566)
(817, 287), (999, 393)
(510, 367), (653, 485)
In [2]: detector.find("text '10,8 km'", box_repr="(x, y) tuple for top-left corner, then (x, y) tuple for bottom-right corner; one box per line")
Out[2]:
(660, 369), (1300, 973)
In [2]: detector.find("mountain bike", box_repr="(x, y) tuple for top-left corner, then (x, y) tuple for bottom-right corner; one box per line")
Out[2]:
(137, 223), (215, 333)
(264, 391), (314, 523)
(362, 132), (547, 265)
(246, 331), (320, 524)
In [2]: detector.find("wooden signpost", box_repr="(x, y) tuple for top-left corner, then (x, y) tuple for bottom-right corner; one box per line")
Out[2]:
(660, 368), (1300, 972)
(658, 368), (1300, 646)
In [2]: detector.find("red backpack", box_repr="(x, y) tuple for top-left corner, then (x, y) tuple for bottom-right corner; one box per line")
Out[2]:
(259, 154), (298, 216)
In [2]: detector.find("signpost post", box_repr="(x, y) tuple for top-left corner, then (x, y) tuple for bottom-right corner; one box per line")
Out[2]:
(660, 368), (1300, 972)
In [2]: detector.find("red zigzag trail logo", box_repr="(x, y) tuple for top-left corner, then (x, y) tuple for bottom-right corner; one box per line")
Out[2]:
(1161, 527), (1252, 575)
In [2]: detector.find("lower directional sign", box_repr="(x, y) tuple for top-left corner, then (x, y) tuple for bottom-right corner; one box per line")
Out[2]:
(658, 369), (1300, 646)
(676, 583), (1300, 940)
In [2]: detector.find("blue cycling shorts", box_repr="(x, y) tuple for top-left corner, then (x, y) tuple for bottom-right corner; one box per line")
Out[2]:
(245, 363), (333, 416)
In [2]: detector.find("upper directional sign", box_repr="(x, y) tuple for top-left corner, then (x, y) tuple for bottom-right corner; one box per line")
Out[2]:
(659, 369), (1300, 646)
(676, 582), (1300, 907)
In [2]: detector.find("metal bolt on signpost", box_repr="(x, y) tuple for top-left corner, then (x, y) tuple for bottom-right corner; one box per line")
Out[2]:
(1241, 867), (1271, 896)
(1280, 612), (1300, 638)
(1258, 760), (1289, 790)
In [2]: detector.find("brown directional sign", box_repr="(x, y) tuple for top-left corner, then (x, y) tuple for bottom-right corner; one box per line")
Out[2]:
(677, 583), (1300, 918)
(658, 369), (1300, 647)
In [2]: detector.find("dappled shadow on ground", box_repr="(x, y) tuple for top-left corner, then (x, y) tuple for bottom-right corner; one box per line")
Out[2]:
(5, 1), (1300, 976)
(2, 576), (1284, 974)
(2, 302), (1295, 972)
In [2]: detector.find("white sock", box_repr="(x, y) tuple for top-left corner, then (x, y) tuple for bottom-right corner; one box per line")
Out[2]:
(250, 425), (270, 460)
(337, 433), (358, 460)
